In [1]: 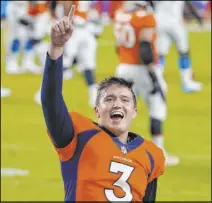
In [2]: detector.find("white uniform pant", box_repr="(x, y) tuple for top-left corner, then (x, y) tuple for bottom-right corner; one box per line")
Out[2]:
(116, 64), (167, 121)
(156, 20), (189, 55)
(64, 26), (97, 70)
(7, 2), (28, 45)
(26, 11), (51, 40)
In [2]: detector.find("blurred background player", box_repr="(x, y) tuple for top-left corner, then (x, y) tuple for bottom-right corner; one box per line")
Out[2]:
(113, 1), (179, 166)
(56, 1), (99, 107)
(5, 1), (41, 75)
(5, 1), (28, 74)
(109, 1), (124, 22)
(76, 1), (104, 73)
(153, 1), (203, 93)
(1, 0), (11, 98)
(20, 1), (52, 104)
(20, 1), (50, 74)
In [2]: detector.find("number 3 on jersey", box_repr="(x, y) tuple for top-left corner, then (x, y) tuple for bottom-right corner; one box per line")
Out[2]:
(105, 161), (134, 201)
(114, 23), (136, 48)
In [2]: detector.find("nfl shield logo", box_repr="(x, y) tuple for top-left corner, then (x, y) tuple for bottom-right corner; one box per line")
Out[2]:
(121, 146), (127, 154)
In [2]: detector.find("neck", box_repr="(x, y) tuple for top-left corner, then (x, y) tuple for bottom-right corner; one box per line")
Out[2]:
(117, 131), (129, 144)
(96, 123), (129, 144)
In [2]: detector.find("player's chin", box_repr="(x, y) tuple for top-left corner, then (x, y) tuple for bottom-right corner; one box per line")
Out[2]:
(109, 119), (126, 130)
(109, 125), (125, 137)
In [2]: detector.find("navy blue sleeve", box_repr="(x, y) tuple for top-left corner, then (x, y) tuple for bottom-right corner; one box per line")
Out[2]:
(143, 178), (158, 202)
(41, 52), (74, 148)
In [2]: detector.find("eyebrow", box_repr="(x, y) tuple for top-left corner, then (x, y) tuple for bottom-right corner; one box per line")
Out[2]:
(105, 94), (116, 98)
(120, 95), (131, 99)
(105, 94), (131, 99)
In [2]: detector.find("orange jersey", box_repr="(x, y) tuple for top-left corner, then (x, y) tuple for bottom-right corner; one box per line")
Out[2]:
(28, 1), (49, 16)
(73, 1), (90, 25)
(48, 112), (165, 201)
(109, 1), (124, 20)
(114, 9), (158, 65)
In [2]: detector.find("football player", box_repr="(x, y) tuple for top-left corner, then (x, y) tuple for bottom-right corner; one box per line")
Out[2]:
(5, 1), (43, 75)
(75, 1), (104, 73)
(5, 1), (29, 74)
(153, 1), (203, 92)
(113, 1), (179, 166)
(21, 1), (50, 74)
(41, 5), (165, 201)
(21, 1), (52, 104)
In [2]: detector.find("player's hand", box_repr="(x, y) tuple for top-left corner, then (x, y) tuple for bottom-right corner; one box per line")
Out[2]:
(50, 5), (75, 48)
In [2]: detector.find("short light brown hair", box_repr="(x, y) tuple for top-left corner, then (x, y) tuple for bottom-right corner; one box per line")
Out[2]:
(95, 76), (137, 107)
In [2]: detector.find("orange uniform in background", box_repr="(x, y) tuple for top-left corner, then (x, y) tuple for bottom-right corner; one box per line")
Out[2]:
(114, 8), (159, 65)
(73, 1), (90, 24)
(28, 1), (49, 16)
(53, 1), (90, 21)
(109, 1), (124, 20)
(25, 1), (50, 40)
(48, 112), (165, 201)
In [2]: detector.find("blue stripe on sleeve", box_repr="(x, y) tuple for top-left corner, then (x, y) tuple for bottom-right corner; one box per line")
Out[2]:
(145, 150), (155, 179)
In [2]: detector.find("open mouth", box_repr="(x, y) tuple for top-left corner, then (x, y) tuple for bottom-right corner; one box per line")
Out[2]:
(110, 111), (124, 120)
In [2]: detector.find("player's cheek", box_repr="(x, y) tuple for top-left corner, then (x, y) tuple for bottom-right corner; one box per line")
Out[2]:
(124, 116), (131, 127)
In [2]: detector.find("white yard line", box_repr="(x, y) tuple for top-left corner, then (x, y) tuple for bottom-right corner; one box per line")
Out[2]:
(1, 168), (29, 177)
(1, 143), (54, 152)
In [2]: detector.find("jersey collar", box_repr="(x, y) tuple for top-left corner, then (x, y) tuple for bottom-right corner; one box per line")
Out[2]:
(93, 122), (138, 143)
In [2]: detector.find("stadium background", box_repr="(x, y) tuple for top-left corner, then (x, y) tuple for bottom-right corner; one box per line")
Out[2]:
(1, 1), (211, 201)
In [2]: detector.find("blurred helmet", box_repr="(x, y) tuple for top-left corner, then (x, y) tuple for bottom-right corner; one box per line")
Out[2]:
(124, 1), (148, 11)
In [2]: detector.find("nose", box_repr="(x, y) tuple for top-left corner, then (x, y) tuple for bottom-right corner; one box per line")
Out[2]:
(113, 99), (122, 108)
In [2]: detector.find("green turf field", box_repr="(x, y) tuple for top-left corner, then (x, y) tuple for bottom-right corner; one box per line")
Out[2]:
(1, 25), (211, 201)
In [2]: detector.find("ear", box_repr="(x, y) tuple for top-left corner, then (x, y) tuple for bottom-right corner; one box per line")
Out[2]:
(95, 106), (100, 118)
(132, 108), (137, 119)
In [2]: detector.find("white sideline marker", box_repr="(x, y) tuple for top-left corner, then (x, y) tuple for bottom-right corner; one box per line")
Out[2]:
(1, 168), (29, 177)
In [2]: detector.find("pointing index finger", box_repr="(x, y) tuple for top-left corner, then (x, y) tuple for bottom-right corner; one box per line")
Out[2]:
(68, 5), (76, 22)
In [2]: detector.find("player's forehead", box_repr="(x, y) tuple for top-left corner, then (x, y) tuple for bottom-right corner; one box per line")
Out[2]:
(101, 84), (133, 98)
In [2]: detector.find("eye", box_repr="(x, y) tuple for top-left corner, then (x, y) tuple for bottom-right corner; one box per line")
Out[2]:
(105, 98), (114, 102)
(122, 98), (130, 103)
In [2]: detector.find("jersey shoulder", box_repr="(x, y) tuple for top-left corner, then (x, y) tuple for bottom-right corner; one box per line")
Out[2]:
(143, 139), (165, 166)
(52, 112), (100, 162)
(69, 111), (99, 134)
(142, 139), (165, 183)
(131, 9), (156, 28)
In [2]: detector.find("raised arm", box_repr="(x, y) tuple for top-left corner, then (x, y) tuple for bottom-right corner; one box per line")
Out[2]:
(41, 5), (76, 148)
(138, 13), (166, 99)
